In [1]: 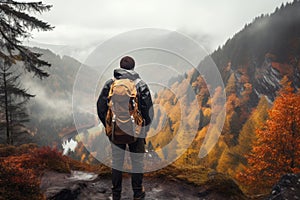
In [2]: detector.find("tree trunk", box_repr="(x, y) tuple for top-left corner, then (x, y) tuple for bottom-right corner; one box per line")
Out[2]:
(3, 67), (10, 144)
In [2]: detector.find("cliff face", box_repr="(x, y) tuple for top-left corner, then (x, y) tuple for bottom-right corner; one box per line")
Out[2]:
(210, 0), (300, 102)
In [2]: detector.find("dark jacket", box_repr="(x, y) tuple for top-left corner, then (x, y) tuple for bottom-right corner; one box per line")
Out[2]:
(97, 68), (153, 133)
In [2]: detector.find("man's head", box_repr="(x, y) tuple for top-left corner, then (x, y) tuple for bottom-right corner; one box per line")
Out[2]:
(120, 56), (135, 70)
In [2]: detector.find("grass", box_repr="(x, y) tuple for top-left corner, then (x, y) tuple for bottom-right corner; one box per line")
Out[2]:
(148, 164), (211, 185)
(148, 164), (247, 199)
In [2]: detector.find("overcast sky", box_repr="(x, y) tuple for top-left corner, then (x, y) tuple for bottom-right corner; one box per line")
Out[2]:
(26, 0), (292, 61)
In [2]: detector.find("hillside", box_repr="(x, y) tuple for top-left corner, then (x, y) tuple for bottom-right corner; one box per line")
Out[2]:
(20, 48), (83, 147)
(212, 0), (300, 100)
(21, 0), (300, 186)
(147, 0), (300, 194)
(0, 1), (299, 197)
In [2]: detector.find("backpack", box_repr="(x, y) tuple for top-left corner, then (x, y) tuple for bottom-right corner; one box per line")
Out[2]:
(105, 78), (144, 144)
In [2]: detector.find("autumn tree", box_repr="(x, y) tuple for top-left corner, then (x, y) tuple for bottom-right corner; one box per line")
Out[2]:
(216, 96), (269, 176)
(225, 73), (237, 97)
(238, 79), (300, 193)
(235, 96), (269, 165)
(222, 73), (240, 145)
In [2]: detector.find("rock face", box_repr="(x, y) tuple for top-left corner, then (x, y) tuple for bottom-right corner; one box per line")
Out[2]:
(266, 173), (300, 200)
(40, 171), (109, 200)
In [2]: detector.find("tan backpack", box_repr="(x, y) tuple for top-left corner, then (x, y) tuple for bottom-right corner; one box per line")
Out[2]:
(105, 78), (144, 144)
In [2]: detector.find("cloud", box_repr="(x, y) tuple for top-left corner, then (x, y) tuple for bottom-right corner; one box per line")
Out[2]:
(24, 81), (72, 119)
(26, 0), (293, 60)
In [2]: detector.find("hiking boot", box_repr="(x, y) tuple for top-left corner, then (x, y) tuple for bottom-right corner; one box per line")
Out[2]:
(133, 189), (145, 200)
(133, 194), (145, 200)
(112, 192), (121, 200)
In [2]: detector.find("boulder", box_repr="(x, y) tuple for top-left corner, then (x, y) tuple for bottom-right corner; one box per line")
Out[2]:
(266, 173), (300, 200)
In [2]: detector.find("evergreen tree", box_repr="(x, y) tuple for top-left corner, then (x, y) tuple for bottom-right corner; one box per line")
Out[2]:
(225, 73), (236, 96)
(216, 96), (269, 177)
(0, 1), (52, 144)
(0, 60), (34, 144)
(235, 96), (269, 164)
(0, 0), (53, 78)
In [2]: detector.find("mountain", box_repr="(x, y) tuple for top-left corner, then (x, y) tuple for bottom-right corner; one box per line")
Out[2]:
(211, 0), (300, 101)
(146, 0), (300, 190)
(19, 48), (84, 146)
(2, 1), (299, 196)
(24, 48), (79, 119)
(26, 41), (97, 63)
(23, 0), (300, 172)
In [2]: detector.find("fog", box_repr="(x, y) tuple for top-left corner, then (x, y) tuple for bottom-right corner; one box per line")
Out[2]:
(25, 0), (292, 63)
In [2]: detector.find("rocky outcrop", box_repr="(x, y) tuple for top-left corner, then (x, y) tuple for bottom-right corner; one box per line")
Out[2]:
(41, 170), (248, 200)
(40, 171), (110, 200)
(266, 173), (300, 200)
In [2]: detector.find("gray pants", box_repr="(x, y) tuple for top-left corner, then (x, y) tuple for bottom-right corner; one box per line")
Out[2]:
(111, 138), (145, 199)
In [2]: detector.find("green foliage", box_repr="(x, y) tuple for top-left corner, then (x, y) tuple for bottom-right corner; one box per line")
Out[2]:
(235, 96), (269, 159)
(216, 96), (270, 177)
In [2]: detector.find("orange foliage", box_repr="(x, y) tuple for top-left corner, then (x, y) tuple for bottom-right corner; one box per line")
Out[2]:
(0, 160), (43, 200)
(0, 146), (71, 199)
(237, 81), (300, 193)
(226, 94), (240, 114)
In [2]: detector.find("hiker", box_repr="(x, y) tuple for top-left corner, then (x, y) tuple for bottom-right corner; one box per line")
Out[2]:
(97, 56), (153, 200)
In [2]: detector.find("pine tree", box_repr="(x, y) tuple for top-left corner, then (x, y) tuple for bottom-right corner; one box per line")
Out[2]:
(0, 1), (52, 144)
(225, 73), (236, 96)
(216, 96), (270, 177)
(235, 96), (269, 164)
(0, 0), (53, 78)
(0, 60), (34, 144)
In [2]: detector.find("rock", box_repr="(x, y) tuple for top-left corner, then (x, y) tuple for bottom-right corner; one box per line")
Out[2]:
(97, 187), (107, 193)
(41, 171), (111, 200)
(49, 184), (83, 200)
(41, 170), (249, 200)
(266, 173), (300, 200)
(198, 188), (209, 197)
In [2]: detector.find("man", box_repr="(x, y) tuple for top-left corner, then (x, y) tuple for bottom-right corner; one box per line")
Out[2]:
(97, 56), (153, 200)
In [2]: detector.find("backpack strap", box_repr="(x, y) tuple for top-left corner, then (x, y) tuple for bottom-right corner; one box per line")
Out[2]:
(110, 77), (141, 91)
(134, 78), (141, 85)
(111, 77), (140, 83)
